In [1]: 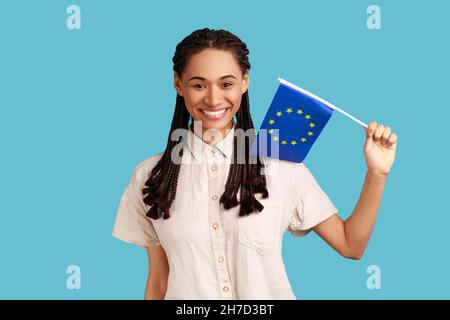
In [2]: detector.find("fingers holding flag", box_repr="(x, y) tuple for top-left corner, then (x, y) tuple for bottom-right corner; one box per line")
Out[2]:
(380, 126), (391, 146)
(364, 121), (398, 176)
(365, 121), (397, 150)
(387, 132), (398, 149)
(373, 123), (384, 142)
(365, 121), (377, 138)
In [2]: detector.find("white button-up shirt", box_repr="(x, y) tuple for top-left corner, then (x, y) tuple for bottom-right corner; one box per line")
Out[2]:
(112, 125), (338, 299)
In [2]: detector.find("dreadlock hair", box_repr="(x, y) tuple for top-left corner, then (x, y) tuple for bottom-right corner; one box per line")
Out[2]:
(143, 28), (269, 220)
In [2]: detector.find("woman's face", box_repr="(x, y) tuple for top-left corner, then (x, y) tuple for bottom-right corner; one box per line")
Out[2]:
(174, 48), (249, 136)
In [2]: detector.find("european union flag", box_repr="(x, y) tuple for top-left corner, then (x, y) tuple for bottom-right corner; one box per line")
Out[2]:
(250, 78), (334, 163)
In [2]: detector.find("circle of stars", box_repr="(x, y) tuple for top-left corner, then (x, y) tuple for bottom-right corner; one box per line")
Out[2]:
(267, 106), (315, 146)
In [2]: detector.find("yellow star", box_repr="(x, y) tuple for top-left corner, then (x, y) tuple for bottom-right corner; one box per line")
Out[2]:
(307, 131), (314, 136)
(268, 119), (275, 125)
(296, 109), (303, 114)
(268, 129), (274, 134)
(291, 140), (297, 145)
(304, 114), (311, 120)
(276, 111), (283, 117)
(286, 108), (293, 114)
(301, 137), (307, 143)
(281, 140), (287, 145)
(309, 122), (316, 128)
(273, 136), (279, 142)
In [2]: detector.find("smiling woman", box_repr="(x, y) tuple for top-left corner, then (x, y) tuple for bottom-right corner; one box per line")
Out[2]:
(174, 49), (249, 137)
(146, 29), (266, 221)
(112, 27), (397, 300)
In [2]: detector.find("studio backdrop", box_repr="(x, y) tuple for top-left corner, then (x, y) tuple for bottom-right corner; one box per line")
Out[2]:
(0, 0), (448, 299)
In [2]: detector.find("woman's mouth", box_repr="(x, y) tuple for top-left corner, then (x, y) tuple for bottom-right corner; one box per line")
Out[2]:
(200, 108), (230, 120)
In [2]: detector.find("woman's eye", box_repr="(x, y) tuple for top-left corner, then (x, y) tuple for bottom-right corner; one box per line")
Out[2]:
(193, 83), (232, 89)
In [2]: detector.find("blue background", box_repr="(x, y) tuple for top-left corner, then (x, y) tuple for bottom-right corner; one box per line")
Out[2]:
(1, 0), (448, 299)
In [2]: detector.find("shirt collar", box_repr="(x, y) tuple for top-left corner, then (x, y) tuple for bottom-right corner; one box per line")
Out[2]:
(185, 124), (235, 160)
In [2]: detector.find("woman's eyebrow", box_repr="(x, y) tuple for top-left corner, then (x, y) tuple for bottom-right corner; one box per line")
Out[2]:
(188, 75), (237, 82)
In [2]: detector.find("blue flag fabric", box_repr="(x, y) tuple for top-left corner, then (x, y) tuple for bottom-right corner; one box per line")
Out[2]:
(250, 81), (334, 163)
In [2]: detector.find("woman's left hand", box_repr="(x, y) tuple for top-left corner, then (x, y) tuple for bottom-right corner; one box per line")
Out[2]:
(364, 121), (398, 177)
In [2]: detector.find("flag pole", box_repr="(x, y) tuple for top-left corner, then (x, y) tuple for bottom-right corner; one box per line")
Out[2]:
(277, 77), (368, 128)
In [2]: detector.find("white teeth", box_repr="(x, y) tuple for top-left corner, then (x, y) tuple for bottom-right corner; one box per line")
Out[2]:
(202, 108), (227, 116)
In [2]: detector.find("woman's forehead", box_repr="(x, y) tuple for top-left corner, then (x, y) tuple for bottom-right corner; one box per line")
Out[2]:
(184, 49), (242, 80)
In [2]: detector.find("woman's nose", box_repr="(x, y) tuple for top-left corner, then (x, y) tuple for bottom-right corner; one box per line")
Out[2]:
(204, 86), (223, 107)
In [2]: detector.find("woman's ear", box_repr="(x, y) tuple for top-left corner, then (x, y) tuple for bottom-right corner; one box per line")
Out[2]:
(242, 73), (250, 94)
(174, 72), (184, 97)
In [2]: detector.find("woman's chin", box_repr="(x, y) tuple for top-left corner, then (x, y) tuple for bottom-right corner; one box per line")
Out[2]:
(201, 118), (233, 133)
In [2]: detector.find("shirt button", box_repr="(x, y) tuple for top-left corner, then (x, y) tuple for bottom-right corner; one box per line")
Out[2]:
(211, 165), (217, 171)
(218, 256), (224, 263)
(223, 286), (229, 292)
(211, 194), (218, 200)
(211, 149), (216, 153)
(212, 223), (219, 230)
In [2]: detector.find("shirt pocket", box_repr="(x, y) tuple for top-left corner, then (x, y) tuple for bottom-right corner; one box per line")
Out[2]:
(237, 200), (282, 255)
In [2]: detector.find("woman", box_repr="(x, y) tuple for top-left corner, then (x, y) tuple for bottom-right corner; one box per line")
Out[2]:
(112, 28), (397, 300)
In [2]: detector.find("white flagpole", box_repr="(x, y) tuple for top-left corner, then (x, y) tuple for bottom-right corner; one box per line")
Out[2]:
(277, 77), (368, 128)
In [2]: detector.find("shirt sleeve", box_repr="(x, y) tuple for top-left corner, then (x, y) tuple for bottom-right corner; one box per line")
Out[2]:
(288, 163), (338, 237)
(112, 162), (161, 249)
